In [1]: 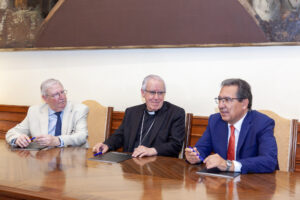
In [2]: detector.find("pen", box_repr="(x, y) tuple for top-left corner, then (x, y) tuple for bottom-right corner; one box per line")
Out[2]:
(189, 146), (204, 161)
(94, 151), (103, 157)
(31, 137), (36, 141)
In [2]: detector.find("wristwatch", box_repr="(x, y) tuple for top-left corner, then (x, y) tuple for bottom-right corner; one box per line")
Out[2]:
(226, 160), (232, 171)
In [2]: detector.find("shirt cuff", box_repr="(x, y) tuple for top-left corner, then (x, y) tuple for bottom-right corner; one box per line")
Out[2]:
(10, 138), (17, 146)
(57, 136), (64, 147)
(233, 160), (242, 172)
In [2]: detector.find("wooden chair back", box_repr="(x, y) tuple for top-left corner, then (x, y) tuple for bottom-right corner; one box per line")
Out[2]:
(184, 113), (209, 148)
(105, 109), (124, 139)
(259, 110), (298, 172)
(82, 100), (113, 147)
(0, 105), (28, 140)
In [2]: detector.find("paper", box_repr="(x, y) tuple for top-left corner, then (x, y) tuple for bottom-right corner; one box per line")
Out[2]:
(11, 142), (48, 151)
(196, 167), (240, 179)
(89, 151), (132, 163)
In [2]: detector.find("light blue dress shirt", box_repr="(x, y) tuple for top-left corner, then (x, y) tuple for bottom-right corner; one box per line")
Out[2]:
(48, 108), (64, 147)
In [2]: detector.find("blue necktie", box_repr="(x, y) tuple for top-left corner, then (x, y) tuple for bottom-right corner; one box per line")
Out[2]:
(54, 112), (62, 136)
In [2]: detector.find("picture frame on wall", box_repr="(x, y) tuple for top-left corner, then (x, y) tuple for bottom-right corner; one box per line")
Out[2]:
(1, 0), (300, 50)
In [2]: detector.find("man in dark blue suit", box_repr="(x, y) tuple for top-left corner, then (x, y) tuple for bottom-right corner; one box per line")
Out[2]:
(185, 78), (278, 174)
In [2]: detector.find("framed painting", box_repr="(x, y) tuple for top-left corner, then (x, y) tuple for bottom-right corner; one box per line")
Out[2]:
(0, 0), (300, 50)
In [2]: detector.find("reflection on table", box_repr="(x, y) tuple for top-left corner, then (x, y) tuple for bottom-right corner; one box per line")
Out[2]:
(0, 140), (299, 200)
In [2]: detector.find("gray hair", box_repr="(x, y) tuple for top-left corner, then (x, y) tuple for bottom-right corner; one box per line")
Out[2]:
(141, 74), (166, 92)
(221, 78), (252, 109)
(40, 78), (63, 96)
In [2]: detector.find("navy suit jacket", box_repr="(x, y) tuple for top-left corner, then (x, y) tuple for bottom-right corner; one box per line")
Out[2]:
(104, 101), (185, 157)
(195, 110), (278, 174)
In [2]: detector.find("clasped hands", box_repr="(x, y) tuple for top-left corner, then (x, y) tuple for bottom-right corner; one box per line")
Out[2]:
(185, 147), (229, 171)
(92, 143), (157, 158)
(15, 134), (60, 148)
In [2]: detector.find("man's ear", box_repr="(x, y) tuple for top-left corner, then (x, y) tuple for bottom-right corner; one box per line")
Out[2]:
(242, 99), (249, 109)
(42, 95), (47, 103)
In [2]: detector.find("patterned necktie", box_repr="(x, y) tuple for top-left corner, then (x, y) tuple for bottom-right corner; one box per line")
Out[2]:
(54, 112), (62, 136)
(227, 125), (235, 160)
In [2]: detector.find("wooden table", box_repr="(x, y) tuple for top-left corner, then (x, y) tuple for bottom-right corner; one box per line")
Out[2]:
(0, 140), (300, 200)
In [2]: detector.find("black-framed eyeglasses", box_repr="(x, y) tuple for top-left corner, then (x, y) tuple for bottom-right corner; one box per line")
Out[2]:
(48, 90), (67, 98)
(144, 90), (166, 96)
(214, 97), (244, 104)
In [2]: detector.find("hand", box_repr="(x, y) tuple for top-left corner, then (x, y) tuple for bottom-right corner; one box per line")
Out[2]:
(132, 156), (157, 166)
(15, 134), (31, 148)
(185, 147), (201, 164)
(16, 150), (31, 158)
(35, 135), (60, 147)
(36, 148), (61, 161)
(203, 176), (227, 190)
(132, 145), (157, 158)
(203, 154), (228, 171)
(92, 143), (109, 154)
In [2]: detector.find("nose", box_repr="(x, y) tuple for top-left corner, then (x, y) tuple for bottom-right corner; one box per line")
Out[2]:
(218, 100), (225, 109)
(154, 92), (160, 98)
(58, 92), (65, 99)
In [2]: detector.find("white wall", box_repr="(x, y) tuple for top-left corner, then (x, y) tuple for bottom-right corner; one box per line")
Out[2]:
(0, 45), (300, 119)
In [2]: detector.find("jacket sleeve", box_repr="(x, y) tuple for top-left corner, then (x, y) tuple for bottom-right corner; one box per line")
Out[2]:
(238, 118), (278, 174)
(194, 116), (214, 161)
(5, 107), (32, 144)
(154, 108), (186, 157)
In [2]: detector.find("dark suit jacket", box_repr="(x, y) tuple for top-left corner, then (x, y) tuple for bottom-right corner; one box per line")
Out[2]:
(195, 110), (278, 174)
(104, 101), (185, 157)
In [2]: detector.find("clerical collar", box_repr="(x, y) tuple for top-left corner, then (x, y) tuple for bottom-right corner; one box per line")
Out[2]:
(145, 101), (166, 115)
(147, 111), (155, 115)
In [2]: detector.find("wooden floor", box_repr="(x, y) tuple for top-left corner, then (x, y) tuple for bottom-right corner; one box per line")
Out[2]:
(1, 140), (300, 200)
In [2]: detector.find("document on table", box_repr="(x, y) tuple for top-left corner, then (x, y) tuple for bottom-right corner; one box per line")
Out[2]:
(196, 167), (240, 179)
(89, 151), (132, 163)
(11, 142), (47, 151)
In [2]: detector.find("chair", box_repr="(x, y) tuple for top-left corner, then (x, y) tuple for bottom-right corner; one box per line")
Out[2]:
(184, 113), (209, 149)
(82, 100), (113, 148)
(0, 104), (29, 140)
(179, 113), (193, 159)
(259, 110), (298, 172)
(105, 110), (125, 139)
(182, 113), (209, 159)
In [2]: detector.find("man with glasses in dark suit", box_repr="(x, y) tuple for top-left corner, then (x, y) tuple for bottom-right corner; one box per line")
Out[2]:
(93, 74), (185, 158)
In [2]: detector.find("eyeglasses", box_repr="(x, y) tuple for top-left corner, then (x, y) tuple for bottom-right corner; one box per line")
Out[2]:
(144, 90), (166, 97)
(48, 90), (67, 98)
(214, 97), (243, 104)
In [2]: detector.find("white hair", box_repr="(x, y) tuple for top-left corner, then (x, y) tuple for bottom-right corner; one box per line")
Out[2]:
(141, 74), (166, 92)
(40, 78), (63, 96)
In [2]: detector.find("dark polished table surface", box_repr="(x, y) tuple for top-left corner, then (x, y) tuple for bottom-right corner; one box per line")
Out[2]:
(1, 140), (300, 200)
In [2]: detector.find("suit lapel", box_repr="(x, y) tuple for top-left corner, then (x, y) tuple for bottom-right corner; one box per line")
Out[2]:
(128, 105), (145, 150)
(40, 104), (49, 135)
(218, 120), (229, 159)
(236, 111), (252, 159)
(61, 102), (72, 135)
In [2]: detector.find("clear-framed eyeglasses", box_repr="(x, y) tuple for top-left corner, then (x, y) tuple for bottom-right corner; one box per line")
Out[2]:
(214, 97), (244, 104)
(144, 90), (166, 97)
(48, 90), (67, 99)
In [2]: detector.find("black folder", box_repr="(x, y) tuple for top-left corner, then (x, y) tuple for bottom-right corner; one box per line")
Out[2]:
(11, 142), (48, 151)
(196, 167), (240, 179)
(89, 151), (132, 163)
